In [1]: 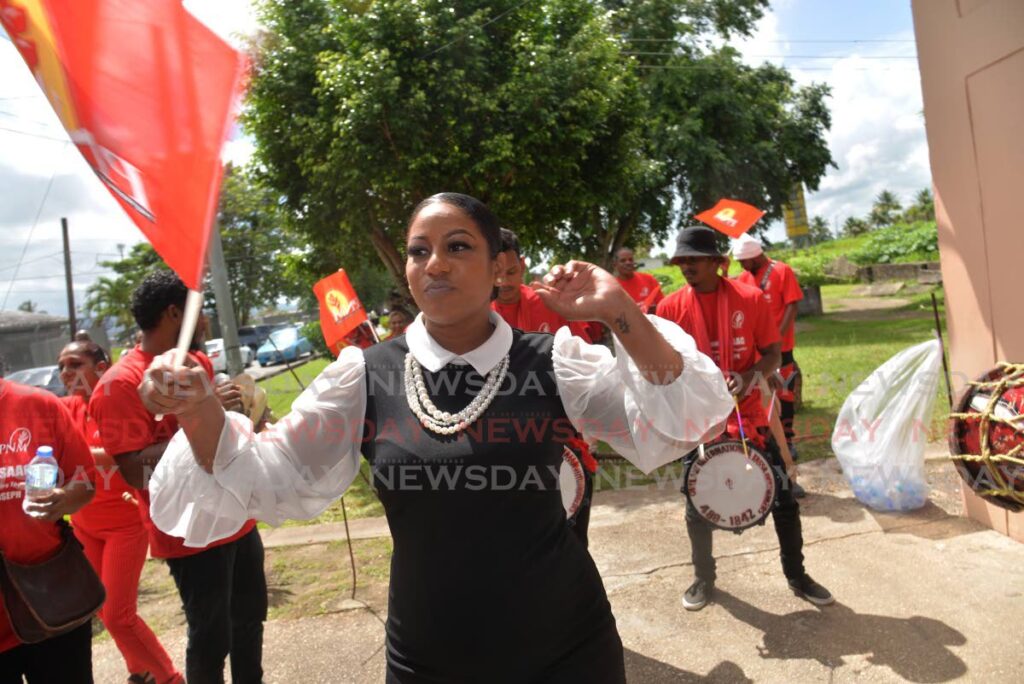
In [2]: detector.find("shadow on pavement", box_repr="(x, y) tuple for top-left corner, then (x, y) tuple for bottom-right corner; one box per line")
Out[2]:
(624, 650), (752, 683)
(714, 590), (967, 682)
(799, 492), (981, 541)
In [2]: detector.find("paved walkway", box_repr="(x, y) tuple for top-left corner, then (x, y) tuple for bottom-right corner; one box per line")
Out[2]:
(93, 457), (1024, 682)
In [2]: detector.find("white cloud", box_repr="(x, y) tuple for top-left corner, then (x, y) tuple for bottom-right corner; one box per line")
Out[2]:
(731, 13), (931, 241)
(0, 3), (260, 318)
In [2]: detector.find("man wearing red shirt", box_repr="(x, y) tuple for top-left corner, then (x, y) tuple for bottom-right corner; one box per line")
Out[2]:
(492, 229), (595, 342)
(91, 270), (266, 684)
(733, 234), (804, 493)
(59, 340), (181, 684)
(656, 226), (832, 612)
(613, 247), (664, 313)
(492, 228), (598, 545)
(0, 377), (96, 681)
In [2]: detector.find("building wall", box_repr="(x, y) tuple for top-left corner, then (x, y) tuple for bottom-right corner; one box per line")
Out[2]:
(912, 0), (1024, 539)
(0, 327), (67, 373)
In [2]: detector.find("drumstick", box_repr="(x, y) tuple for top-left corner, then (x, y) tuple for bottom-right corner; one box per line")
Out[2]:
(764, 388), (797, 476)
(732, 397), (753, 471)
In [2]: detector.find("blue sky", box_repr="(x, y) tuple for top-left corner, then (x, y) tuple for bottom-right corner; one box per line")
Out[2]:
(0, 0), (931, 316)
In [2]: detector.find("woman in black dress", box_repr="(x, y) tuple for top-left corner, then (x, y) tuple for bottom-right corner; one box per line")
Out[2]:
(143, 193), (732, 682)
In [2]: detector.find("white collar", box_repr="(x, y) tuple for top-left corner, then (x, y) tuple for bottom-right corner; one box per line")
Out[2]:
(405, 311), (512, 375)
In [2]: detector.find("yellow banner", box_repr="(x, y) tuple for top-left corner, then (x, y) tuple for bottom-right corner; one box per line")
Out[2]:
(783, 184), (809, 237)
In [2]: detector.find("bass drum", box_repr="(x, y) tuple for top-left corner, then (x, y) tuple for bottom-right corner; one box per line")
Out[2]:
(685, 440), (780, 532)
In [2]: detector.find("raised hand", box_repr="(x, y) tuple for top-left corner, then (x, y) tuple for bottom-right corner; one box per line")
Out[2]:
(139, 351), (218, 418)
(532, 261), (632, 325)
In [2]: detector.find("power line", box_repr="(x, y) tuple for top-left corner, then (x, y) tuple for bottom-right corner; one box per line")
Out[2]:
(623, 51), (916, 59)
(420, 0), (537, 59)
(1, 141), (69, 310)
(0, 251), (63, 274)
(0, 125), (69, 143)
(623, 37), (915, 43)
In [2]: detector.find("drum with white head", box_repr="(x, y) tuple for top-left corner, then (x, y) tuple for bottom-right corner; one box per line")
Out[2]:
(685, 440), (779, 532)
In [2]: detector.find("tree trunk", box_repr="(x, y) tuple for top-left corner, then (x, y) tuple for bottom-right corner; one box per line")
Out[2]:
(367, 208), (410, 303)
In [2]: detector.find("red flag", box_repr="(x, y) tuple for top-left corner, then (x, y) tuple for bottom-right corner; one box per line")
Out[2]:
(695, 199), (765, 238)
(313, 270), (371, 356)
(0, 0), (246, 290)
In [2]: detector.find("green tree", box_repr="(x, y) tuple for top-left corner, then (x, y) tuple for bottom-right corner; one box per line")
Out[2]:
(868, 189), (902, 229)
(902, 187), (935, 223)
(807, 215), (833, 244)
(596, 0), (833, 255)
(212, 166), (294, 326)
(84, 243), (162, 341)
(843, 216), (870, 237)
(247, 0), (644, 287)
(245, 0), (833, 284)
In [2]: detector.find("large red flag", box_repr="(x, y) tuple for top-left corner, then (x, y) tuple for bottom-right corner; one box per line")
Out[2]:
(695, 199), (765, 239)
(313, 270), (372, 356)
(0, 0), (246, 290)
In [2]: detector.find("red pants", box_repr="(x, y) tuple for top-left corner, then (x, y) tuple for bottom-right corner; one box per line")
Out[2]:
(74, 524), (181, 684)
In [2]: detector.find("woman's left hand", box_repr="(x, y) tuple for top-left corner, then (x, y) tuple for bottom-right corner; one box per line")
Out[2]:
(532, 261), (632, 324)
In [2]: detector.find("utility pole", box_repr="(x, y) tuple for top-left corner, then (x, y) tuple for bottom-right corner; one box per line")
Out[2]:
(207, 224), (244, 377)
(61, 217), (76, 340)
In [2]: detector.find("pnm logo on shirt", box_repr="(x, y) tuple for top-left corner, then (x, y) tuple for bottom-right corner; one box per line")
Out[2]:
(0, 428), (31, 455)
(731, 311), (745, 329)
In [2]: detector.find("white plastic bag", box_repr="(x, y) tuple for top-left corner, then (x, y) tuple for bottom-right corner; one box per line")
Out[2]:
(831, 339), (942, 511)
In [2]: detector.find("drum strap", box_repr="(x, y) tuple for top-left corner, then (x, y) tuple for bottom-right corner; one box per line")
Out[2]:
(758, 261), (775, 292)
(681, 280), (733, 374)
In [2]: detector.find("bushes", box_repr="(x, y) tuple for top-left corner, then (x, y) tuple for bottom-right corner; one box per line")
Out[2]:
(848, 221), (938, 264)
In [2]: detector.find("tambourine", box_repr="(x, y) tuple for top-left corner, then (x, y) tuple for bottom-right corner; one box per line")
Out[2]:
(685, 440), (780, 532)
(948, 364), (1024, 512)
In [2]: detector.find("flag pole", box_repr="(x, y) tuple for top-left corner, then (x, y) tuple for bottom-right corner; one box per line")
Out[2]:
(172, 289), (205, 366)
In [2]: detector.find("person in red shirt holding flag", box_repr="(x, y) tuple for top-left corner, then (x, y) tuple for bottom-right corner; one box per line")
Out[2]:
(90, 271), (267, 684)
(58, 340), (182, 684)
(0, 376), (96, 682)
(613, 247), (664, 314)
(655, 226), (832, 612)
(732, 233), (806, 497)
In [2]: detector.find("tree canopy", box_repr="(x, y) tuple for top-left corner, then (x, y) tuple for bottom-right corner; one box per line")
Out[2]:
(245, 0), (834, 286)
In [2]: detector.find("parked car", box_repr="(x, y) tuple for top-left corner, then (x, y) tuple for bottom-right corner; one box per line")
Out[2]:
(5, 365), (65, 396)
(237, 324), (275, 353)
(204, 339), (254, 373)
(257, 326), (313, 367)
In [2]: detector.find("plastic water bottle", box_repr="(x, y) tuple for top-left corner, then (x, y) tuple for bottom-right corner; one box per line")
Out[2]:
(22, 446), (59, 518)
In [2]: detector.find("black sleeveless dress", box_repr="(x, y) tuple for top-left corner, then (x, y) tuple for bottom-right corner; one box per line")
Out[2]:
(362, 330), (626, 683)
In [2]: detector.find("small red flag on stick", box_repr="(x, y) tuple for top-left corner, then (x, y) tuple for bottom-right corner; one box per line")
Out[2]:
(695, 199), (765, 238)
(313, 270), (375, 355)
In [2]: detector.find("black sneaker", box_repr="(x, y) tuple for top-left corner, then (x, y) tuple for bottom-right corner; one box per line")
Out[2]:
(788, 575), (834, 606)
(792, 481), (807, 498)
(682, 579), (714, 611)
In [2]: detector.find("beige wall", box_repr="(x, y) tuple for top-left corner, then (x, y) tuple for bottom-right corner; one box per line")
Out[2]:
(912, 0), (1024, 539)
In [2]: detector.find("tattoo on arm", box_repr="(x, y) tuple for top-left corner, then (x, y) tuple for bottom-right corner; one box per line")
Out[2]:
(614, 312), (630, 334)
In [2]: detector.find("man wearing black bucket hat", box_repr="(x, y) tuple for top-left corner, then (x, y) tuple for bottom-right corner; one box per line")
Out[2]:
(655, 226), (833, 612)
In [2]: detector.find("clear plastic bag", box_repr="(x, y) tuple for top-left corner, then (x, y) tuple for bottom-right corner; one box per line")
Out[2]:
(831, 339), (942, 511)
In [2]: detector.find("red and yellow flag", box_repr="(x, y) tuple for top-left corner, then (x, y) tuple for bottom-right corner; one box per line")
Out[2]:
(0, 0), (246, 290)
(695, 199), (765, 238)
(313, 270), (372, 356)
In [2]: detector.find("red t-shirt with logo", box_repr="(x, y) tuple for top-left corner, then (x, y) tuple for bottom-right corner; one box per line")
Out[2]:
(617, 272), (664, 312)
(0, 379), (96, 653)
(89, 347), (257, 559)
(62, 394), (141, 535)
(656, 279), (780, 442)
(492, 284), (594, 342)
(736, 259), (803, 352)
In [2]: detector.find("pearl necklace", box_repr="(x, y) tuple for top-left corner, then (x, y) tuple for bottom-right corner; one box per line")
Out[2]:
(404, 352), (510, 435)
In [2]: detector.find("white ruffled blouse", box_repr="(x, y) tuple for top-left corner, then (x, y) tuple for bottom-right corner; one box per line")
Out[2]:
(149, 312), (732, 547)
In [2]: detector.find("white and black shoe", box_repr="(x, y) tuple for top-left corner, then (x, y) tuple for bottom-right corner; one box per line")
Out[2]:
(682, 579), (714, 611)
(788, 574), (834, 606)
